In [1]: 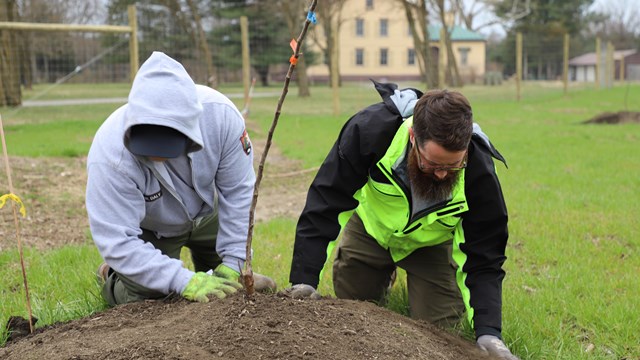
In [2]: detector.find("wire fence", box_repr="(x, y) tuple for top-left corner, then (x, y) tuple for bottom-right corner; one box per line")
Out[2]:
(2, 7), (244, 86)
(0, 3), (293, 105)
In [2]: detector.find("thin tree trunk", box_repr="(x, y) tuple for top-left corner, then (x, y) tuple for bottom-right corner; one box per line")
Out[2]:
(295, 55), (311, 97)
(402, 0), (436, 88)
(315, 0), (346, 88)
(403, 3), (426, 85)
(523, 48), (528, 80)
(436, 0), (462, 87)
(18, 32), (33, 90)
(314, 9), (331, 86)
(328, 22), (342, 88)
(445, 34), (462, 86)
(0, 0), (22, 106)
(184, 0), (217, 88)
(537, 58), (542, 80)
(281, 1), (310, 97)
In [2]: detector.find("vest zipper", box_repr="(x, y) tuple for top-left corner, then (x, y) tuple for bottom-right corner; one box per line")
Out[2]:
(378, 163), (420, 233)
(380, 162), (465, 233)
(411, 200), (465, 222)
(402, 222), (422, 234)
(379, 163), (411, 204)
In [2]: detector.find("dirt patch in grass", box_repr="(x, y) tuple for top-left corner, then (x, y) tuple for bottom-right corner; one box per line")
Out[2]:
(583, 111), (640, 124)
(0, 156), (89, 252)
(0, 137), (311, 251)
(0, 292), (486, 360)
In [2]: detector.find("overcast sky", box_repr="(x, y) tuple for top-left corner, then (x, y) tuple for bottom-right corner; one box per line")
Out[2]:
(472, 0), (637, 38)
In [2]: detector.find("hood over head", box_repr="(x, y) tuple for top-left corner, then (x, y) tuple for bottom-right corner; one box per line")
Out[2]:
(124, 51), (204, 156)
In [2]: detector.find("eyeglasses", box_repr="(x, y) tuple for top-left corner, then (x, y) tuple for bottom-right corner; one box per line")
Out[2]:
(413, 143), (467, 173)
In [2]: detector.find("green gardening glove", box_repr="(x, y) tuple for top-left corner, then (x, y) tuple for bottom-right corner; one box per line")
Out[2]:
(213, 264), (241, 281)
(182, 272), (242, 303)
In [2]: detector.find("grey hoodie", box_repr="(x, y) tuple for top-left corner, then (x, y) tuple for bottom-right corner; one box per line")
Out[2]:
(86, 52), (255, 295)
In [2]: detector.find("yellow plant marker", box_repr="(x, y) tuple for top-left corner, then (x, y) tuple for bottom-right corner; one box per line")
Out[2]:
(0, 193), (26, 217)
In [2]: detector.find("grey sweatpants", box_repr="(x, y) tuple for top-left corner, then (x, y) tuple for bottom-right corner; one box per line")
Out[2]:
(333, 213), (464, 328)
(102, 213), (221, 306)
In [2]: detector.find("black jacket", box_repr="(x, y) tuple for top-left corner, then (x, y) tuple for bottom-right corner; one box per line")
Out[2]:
(290, 81), (509, 339)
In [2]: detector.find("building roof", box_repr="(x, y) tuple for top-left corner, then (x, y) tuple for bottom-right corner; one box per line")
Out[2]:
(569, 49), (638, 66)
(428, 25), (485, 41)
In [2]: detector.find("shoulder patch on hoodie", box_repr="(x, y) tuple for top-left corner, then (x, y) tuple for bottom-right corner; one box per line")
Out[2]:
(144, 190), (162, 202)
(240, 129), (252, 155)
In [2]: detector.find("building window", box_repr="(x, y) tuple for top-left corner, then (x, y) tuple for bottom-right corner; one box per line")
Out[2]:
(366, 0), (374, 10)
(408, 48), (416, 65)
(458, 47), (470, 66)
(356, 18), (364, 37)
(356, 48), (364, 66)
(380, 18), (388, 37)
(380, 48), (388, 66)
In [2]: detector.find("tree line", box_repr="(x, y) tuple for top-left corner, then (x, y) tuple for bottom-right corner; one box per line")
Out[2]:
(2, 0), (639, 106)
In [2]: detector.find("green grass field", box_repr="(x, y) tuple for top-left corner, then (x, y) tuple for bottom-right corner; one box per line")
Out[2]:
(1, 81), (639, 358)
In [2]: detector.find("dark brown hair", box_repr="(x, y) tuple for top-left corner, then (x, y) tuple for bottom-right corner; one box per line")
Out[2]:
(412, 89), (473, 151)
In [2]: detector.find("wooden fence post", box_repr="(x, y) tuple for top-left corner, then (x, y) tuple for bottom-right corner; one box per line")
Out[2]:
(240, 16), (250, 104)
(128, 5), (138, 82)
(516, 32), (523, 101)
(563, 33), (569, 95)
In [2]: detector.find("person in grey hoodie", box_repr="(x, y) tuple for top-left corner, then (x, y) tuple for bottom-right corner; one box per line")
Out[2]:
(87, 51), (274, 305)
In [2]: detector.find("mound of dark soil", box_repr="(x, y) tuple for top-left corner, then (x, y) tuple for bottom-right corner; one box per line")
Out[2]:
(1, 132), (486, 360)
(1, 293), (486, 360)
(583, 111), (640, 124)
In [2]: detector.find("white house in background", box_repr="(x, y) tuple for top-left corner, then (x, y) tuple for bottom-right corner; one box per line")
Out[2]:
(305, 0), (486, 84)
(569, 49), (640, 81)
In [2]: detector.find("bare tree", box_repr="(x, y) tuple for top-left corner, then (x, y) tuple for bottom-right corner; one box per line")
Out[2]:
(452, 0), (503, 32)
(133, 0), (217, 87)
(17, 0), (104, 84)
(0, 0), (22, 106)
(398, 0), (438, 88)
(588, 0), (640, 49)
(457, 0), (531, 31)
(275, 0), (311, 97)
(310, 0), (348, 88)
(184, 0), (217, 88)
(63, 0), (104, 24)
(434, 0), (461, 86)
(21, 0), (103, 24)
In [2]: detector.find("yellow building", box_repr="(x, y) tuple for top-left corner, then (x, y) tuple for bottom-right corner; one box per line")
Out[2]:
(306, 0), (486, 84)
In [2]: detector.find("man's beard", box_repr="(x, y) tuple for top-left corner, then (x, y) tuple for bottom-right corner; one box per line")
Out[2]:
(407, 147), (461, 202)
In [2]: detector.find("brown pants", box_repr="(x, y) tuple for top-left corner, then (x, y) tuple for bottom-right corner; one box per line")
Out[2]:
(333, 213), (464, 328)
(102, 213), (221, 306)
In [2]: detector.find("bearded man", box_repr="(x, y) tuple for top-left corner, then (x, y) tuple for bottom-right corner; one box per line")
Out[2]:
(285, 81), (518, 359)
